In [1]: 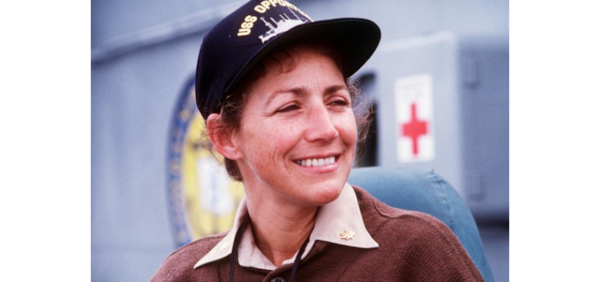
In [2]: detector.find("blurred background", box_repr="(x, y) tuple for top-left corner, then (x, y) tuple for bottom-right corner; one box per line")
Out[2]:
(91, 0), (508, 281)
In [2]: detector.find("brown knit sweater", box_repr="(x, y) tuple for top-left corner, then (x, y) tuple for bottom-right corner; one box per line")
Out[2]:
(151, 186), (484, 281)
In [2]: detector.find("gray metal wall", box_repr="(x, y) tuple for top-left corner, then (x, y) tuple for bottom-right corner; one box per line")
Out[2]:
(92, 1), (508, 281)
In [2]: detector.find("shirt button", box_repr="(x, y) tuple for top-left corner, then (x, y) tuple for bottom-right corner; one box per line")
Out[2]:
(271, 277), (286, 282)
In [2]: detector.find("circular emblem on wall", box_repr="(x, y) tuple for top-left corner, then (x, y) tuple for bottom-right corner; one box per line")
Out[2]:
(167, 78), (244, 247)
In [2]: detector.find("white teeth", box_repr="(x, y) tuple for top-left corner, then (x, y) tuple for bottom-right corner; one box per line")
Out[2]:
(296, 156), (336, 167)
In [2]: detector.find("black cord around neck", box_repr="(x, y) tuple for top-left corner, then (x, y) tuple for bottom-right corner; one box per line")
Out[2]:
(229, 217), (249, 282)
(229, 216), (310, 282)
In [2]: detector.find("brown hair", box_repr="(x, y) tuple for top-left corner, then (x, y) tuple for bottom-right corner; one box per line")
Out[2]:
(209, 42), (372, 181)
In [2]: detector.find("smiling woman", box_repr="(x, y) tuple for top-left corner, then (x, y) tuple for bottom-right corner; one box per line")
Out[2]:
(151, 0), (484, 281)
(214, 46), (357, 211)
(212, 42), (371, 182)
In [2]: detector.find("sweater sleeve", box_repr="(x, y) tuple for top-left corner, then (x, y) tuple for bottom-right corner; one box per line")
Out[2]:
(149, 245), (199, 282)
(397, 213), (484, 282)
(149, 236), (223, 282)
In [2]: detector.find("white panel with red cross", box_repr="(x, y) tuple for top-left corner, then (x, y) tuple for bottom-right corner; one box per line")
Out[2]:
(394, 74), (435, 163)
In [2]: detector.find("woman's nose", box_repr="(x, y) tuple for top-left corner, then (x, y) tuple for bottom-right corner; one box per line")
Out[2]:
(304, 105), (339, 143)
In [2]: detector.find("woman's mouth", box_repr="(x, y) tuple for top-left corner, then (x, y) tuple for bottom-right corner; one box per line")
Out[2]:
(294, 156), (337, 167)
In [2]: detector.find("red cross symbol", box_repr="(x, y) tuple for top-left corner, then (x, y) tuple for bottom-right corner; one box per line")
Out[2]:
(401, 103), (428, 156)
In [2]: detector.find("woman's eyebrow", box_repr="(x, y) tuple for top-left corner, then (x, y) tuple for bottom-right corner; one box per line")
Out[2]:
(265, 87), (306, 106)
(325, 84), (349, 95)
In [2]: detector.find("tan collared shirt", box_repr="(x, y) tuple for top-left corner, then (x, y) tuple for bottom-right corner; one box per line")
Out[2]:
(194, 183), (379, 270)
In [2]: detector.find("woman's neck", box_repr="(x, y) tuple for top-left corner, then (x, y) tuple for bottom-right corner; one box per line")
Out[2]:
(245, 198), (318, 267)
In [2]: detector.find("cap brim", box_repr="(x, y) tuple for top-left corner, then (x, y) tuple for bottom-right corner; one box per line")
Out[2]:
(224, 18), (381, 95)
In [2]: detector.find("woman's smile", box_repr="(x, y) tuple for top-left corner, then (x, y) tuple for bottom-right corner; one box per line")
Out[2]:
(293, 154), (340, 175)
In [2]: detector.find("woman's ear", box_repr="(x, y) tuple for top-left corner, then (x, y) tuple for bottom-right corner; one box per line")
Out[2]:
(206, 113), (243, 160)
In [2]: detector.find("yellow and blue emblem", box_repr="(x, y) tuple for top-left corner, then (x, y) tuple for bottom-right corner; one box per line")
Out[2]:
(167, 78), (244, 247)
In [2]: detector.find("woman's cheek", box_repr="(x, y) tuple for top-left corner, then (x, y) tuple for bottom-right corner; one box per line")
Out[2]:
(336, 114), (358, 140)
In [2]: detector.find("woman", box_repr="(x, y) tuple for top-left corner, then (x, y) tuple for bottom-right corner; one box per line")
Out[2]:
(152, 0), (484, 281)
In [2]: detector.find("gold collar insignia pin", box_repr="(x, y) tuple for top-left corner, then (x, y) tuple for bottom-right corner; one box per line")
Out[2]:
(340, 229), (355, 240)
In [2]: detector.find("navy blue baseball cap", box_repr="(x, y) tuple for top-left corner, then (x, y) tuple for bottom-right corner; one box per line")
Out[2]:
(195, 0), (381, 120)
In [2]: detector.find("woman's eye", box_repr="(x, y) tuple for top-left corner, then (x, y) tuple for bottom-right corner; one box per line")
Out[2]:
(276, 104), (299, 113)
(329, 99), (349, 107)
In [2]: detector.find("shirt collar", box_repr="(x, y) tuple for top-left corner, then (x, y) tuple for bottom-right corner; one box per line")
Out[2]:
(194, 183), (379, 270)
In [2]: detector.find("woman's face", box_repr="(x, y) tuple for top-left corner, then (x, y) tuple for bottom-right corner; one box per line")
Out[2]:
(231, 47), (357, 208)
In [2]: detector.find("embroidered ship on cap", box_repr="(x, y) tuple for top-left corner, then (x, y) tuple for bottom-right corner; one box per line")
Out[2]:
(258, 7), (307, 43)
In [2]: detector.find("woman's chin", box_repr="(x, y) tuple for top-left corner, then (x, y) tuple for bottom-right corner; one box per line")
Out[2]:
(297, 180), (346, 207)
